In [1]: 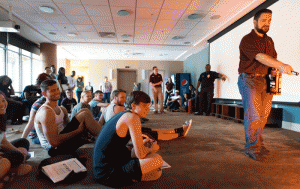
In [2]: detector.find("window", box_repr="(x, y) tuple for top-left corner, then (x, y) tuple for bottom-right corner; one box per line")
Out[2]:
(32, 56), (42, 84)
(0, 46), (5, 76)
(7, 50), (20, 92)
(22, 55), (32, 87)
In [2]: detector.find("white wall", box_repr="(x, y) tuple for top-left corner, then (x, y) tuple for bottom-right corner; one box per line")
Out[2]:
(210, 0), (300, 102)
(88, 59), (184, 93)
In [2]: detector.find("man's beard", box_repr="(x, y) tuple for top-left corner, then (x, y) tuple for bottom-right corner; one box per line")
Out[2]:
(116, 99), (124, 106)
(255, 23), (269, 35)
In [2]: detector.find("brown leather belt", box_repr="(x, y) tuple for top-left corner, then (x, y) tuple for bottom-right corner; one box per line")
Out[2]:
(242, 73), (266, 77)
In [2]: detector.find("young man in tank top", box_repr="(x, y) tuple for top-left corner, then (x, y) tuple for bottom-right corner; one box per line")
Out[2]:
(34, 80), (102, 157)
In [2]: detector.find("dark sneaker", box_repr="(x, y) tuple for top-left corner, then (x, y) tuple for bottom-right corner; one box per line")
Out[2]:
(244, 150), (262, 160)
(261, 146), (270, 155)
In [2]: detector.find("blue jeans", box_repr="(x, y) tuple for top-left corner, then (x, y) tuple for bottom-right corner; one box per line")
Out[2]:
(76, 90), (83, 103)
(164, 92), (171, 106)
(103, 92), (111, 103)
(238, 73), (273, 152)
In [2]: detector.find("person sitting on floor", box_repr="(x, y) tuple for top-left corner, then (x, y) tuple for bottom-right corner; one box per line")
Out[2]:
(70, 90), (92, 120)
(99, 89), (192, 141)
(166, 90), (182, 112)
(182, 93), (190, 112)
(89, 90), (109, 121)
(0, 76), (25, 125)
(93, 91), (163, 187)
(34, 80), (101, 157)
(20, 82), (42, 114)
(0, 91), (32, 188)
(61, 89), (77, 114)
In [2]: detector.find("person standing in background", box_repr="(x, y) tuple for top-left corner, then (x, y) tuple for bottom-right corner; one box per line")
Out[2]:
(99, 76), (112, 103)
(67, 71), (76, 91)
(85, 82), (94, 94)
(149, 66), (164, 114)
(56, 67), (68, 106)
(133, 82), (141, 91)
(50, 65), (57, 80)
(75, 77), (84, 103)
(164, 77), (174, 108)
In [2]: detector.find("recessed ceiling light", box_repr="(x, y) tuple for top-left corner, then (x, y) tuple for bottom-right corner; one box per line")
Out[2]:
(188, 14), (200, 20)
(67, 32), (77, 37)
(49, 32), (57, 35)
(172, 36), (185, 40)
(210, 15), (221, 20)
(39, 6), (54, 13)
(121, 34), (130, 38)
(117, 10), (129, 16)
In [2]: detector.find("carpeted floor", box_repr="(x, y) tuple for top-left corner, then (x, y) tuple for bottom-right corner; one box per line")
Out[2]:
(5, 111), (300, 189)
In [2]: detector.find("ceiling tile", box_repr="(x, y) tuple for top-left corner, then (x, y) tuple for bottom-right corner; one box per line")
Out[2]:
(134, 33), (151, 40)
(25, 2), (63, 14)
(90, 16), (113, 25)
(134, 40), (149, 44)
(79, 32), (100, 39)
(81, 0), (109, 6)
(135, 27), (153, 34)
(162, 0), (192, 10)
(180, 10), (208, 21)
(56, 4), (87, 15)
(66, 15), (92, 25)
(84, 5), (111, 16)
(173, 20), (199, 29)
(18, 13), (48, 23)
(23, 0), (53, 3)
(135, 19), (156, 28)
(74, 25), (96, 32)
(53, 0), (81, 4)
(155, 19), (177, 28)
(187, 0), (217, 11)
(115, 26), (134, 35)
(43, 15), (69, 24)
(32, 22), (58, 30)
(170, 29), (191, 36)
(136, 8), (160, 19)
(109, 0), (136, 8)
(94, 25), (115, 32)
(158, 9), (185, 20)
(113, 16), (135, 26)
(110, 7), (135, 18)
(137, 0), (164, 8)
(52, 24), (77, 31)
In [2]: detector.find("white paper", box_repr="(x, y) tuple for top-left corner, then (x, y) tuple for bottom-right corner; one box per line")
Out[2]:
(161, 160), (171, 169)
(42, 158), (86, 183)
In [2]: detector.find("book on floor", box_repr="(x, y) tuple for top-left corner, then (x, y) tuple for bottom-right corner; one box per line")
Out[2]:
(42, 158), (86, 183)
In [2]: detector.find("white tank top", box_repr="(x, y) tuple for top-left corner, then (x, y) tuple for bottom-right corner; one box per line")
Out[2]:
(103, 103), (116, 122)
(35, 104), (65, 150)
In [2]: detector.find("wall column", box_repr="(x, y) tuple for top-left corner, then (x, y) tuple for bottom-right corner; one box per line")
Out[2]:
(40, 43), (57, 69)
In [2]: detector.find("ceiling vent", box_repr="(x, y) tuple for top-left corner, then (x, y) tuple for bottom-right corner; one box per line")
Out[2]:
(98, 32), (116, 38)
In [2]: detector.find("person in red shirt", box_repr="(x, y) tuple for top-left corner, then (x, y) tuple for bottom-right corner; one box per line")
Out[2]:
(238, 9), (294, 160)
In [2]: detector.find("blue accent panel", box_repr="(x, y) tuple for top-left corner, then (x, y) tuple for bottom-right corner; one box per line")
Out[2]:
(183, 44), (209, 88)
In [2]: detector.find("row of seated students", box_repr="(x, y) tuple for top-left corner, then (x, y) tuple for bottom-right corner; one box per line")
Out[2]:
(0, 79), (192, 188)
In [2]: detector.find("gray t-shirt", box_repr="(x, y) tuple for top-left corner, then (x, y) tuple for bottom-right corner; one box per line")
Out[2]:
(70, 102), (91, 120)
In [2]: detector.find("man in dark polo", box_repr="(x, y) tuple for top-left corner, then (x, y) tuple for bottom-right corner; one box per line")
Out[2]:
(195, 64), (225, 116)
(238, 9), (294, 160)
(149, 66), (164, 113)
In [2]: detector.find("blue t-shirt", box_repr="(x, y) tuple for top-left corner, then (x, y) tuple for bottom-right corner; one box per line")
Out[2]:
(76, 81), (84, 92)
(70, 102), (91, 120)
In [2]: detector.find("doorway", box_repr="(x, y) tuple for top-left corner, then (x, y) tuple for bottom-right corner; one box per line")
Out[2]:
(117, 69), (137, 95)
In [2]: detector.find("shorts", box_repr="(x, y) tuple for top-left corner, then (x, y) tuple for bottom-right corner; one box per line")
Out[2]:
(95, 158), (142, 187)
(48, 117), (87, 157)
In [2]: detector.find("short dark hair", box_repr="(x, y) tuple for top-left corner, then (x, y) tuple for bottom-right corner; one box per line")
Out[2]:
(126, 91), (151, 109)
(153, 66), (157, 70)
(254, 9), (272, 21)
(111, 89), (126, 100)
(45, 67), (50, 70)
(50, 65), (55, 68)
(58, 67), (65, 75)
(40, 79), (57, 92)
(94, 90), (103, 95)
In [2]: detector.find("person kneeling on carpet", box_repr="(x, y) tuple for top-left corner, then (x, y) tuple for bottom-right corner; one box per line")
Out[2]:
(166, 90), (182, 112)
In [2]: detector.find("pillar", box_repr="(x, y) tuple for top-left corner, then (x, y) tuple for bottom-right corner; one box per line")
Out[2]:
(40, 43), (57, 69)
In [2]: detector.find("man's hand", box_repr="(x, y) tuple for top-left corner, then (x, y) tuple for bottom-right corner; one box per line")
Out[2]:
(278, 64), (294, 75)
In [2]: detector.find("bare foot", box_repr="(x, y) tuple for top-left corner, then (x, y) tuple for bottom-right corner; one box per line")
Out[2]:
(0, 158), (11, 178)
(15, 164), (32, 176)
(182, 119), (192, 137)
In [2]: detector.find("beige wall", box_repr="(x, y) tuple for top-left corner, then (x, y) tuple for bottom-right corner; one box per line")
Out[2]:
(88, 59), (184, 92)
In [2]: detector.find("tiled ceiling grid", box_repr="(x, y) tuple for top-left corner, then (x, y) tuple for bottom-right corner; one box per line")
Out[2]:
(0, 0), (236, 46)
